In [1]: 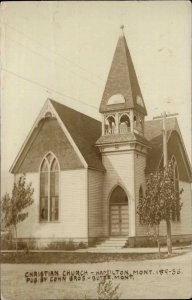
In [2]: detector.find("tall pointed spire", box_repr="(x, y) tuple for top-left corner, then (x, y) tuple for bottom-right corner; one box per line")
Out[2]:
(99, 32), (147, 115)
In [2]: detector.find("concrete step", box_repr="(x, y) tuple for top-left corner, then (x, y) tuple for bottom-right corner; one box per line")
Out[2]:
(93, 247), (126, 251)
(108, 238), (128, 241)
(96, 244), (125, 248)
(97, 244), (126, 246)
(99, 241), (126, 246)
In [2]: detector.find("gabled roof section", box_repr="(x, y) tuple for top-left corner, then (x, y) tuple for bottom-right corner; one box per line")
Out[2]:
(10, 99), (105, 173)
(99, 34), (147, 115)
(145, 118), (192, 182)
(49, 99), (105, 171)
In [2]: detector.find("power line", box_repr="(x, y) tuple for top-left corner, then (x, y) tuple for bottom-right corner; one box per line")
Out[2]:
(2, 67), (98, 110)
(4, 34), (104, 90)
(1, 21), (105, 83)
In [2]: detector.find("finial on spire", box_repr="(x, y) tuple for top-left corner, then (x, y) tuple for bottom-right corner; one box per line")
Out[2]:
(120, 25), (124, 36)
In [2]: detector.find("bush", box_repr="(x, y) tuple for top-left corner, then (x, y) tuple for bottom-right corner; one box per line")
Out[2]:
(1, 236), (37, 251)
(1, 229), (16, 250)
(47, 239), (77, 250)
(78, 242), (87, 249)
(134, 238), (167, 248)
(17, 240), (28, 250)
(172, 240), (192, 247)
(97, 278), (121, 299)
(27, 240), (37, 250)
(64, 240), (76, 250)
(1, 237), (15, 250)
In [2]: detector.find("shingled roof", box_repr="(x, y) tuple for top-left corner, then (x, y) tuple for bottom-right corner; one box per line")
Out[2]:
(99, 35), (147, 115)
(50, 99), (105, 171)
(144, 118), (192, 181)
(96, 131), (149, 146)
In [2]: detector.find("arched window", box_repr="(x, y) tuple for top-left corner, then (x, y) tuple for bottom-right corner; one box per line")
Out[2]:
(119, 114), (130, 133)
(40, 153), (59, 222)
(139, 186), (143, 224)
(107, 94), (125, 105)
(171, 156), (180, 222)
(105, 116), (116, 135)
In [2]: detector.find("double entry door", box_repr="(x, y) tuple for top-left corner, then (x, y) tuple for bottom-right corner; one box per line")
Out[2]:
(110, 204), (128, 236)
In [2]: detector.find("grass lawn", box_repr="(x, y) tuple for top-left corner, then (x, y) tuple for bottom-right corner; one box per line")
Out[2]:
(1, 251), (179, 264)
(1, 251), (192, 299)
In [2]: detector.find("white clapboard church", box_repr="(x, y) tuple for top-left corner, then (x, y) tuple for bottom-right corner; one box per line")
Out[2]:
(10, 33), (192, 247)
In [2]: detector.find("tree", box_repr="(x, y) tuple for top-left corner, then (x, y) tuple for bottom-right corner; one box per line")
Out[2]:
(1, 175), (34, 252)
(137, 159), (183, 256)
(137, 171), (163, 257)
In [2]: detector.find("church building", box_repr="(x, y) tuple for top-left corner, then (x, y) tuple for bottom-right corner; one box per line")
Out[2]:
(10, 33), (192, 247)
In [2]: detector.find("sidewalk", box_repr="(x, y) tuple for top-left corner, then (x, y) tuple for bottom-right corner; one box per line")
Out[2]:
(1, 245), (191, 254)
(78, 245), (192, 253)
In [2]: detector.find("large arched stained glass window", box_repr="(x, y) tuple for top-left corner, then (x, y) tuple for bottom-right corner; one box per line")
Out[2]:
(40, 153), (59, 222)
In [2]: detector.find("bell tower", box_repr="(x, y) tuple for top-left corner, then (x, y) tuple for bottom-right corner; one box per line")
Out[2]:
(96, 29), (150, 245)
(99, 27), (147, 138)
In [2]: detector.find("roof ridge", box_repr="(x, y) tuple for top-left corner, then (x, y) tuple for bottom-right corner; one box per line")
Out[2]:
(122, 36), (134, 109)
(49, 98), (101, 124)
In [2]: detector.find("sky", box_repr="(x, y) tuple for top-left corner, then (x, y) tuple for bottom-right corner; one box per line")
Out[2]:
(1, 1), (191, 195)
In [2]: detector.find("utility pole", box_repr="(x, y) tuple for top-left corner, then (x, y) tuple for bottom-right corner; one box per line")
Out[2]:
(153, 112), (178, 166)
(153, 111), (178, 255)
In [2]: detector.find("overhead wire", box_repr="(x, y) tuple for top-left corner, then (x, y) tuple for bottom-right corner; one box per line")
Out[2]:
(1, 21), (105, 83)
(1, 21), (104, 110)
(2, 67), (98, 110)
(4, 35), (104, 89)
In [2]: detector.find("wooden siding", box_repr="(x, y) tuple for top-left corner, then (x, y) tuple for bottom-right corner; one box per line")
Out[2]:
(134, 153), (148, 236)
(159, 181), (192, 236)
(88, 170), (104, 237)
(15, 169), (88, 241)
(15, 118), (83, 173)
(102, 151), (136, 237)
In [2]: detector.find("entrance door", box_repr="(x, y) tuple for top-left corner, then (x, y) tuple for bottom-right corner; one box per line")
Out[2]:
(109, 186), (128, 236)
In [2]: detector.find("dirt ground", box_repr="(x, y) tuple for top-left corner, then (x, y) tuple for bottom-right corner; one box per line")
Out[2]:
(1, 251), (192, 299)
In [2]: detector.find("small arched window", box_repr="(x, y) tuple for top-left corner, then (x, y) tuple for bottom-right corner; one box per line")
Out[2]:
(107, 94), (125, 105)
(119, 114), (130, 134)
(171, 156), (180, 222)
(105, 116), (116, 135)
(139, 186), (143, 224)
(40, 153), (59, 222)
(139, 118), (143, 130)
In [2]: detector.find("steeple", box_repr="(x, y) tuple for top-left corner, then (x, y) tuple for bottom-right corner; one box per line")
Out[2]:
(99, 31), (147, 116)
